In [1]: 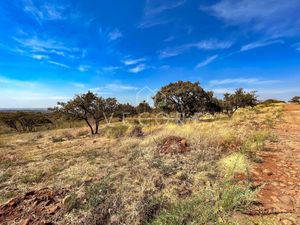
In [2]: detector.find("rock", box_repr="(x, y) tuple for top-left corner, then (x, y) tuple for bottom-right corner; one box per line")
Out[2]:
(263, 169), (273, 176)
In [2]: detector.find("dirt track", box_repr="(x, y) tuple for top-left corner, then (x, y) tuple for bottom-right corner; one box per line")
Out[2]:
(251, 104), (300, 224)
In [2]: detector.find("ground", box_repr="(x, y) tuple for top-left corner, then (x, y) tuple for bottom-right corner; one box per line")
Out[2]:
(0, 104), (298, 224)
(249, 104), (300, 224)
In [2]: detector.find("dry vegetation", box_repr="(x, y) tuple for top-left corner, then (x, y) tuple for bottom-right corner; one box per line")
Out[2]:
(0, 104), (284, 225)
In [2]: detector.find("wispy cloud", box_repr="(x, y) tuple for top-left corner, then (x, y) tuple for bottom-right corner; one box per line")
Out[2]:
(108, 29), (123, 41)
(78, 65), (90, 72)
(196, 55), (218, 68)
(205, 0), (300, 37)
(23, 0), (66, 24)
(128, 64), (146, 73)
(159, 40), (233, 58)
(241, 39), (284, 52)
(48, 61), (71, 69)
(89, 83), (138, 93)
(31, 54), (48, 60)
(122, 57), (146, 65)
(14, 36), (78, 53)
(208, 78), (279, 86)
(138, 0), (186, 28)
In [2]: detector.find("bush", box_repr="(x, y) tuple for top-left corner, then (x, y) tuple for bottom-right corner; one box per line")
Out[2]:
(105, 124), (129, 138)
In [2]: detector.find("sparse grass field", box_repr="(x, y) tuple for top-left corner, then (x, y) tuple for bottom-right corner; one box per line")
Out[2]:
(0, 104), (284, 225)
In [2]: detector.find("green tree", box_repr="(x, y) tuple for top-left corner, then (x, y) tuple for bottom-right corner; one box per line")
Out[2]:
(51, 91), (119, 134)
(136, 100), (152, 114)
(153, 81), (210, 120)
(222, 88), (258, 117)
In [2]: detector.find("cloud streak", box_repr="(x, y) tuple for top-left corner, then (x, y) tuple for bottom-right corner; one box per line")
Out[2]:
(159, 40), (233, 58)
(208, 78), (279, 86)
(196, 55), (218, 68)
(241, 39), (284, 52)
(206, 0), (300, 37)
(48, 61), (71, 69)
(139, 0), (186, 28)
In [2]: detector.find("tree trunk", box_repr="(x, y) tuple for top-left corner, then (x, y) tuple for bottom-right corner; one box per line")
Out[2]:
(95, 121), (100, 134)
(85, 118), (94, 134)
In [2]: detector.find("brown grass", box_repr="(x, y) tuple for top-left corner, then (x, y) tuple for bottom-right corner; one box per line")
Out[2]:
(0, 104), (284, 224)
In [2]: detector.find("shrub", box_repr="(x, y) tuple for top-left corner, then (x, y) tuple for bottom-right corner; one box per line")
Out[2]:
(105, 124), (129, 138)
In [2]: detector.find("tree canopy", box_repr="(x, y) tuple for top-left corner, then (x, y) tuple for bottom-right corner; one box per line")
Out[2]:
(289, 96), (300, 104)
(153, 81), (212, 120)
(51, 91), (119, 134)
(222, 88), (258, 117)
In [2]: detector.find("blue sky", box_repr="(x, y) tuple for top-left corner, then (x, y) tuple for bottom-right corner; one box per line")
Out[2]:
(0, 0), (299, 108)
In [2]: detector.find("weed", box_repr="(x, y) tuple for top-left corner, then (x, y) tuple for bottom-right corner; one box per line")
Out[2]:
(63, 193), (78, 212)
(20, 170), (45, 184)
(0, 172), (12, 183)
(85, 179), (111, 208)
(220, 153), (248, 178)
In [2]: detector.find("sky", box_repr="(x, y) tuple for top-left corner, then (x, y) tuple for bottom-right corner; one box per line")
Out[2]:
(0, 0), (300, 108)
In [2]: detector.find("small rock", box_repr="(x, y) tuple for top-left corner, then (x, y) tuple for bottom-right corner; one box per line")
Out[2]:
(263, 169), (273, 176)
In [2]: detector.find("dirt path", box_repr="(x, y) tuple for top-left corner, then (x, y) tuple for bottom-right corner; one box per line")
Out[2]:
(251, 104), (300, 224)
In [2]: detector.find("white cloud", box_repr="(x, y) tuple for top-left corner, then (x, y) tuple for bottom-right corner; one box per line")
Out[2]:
(23, 0), (66, 24)
(48, 61), (71, 69)
(128, 64), (146, 73)
(206, 0), (300, 37)
(78, 65), (90, 72)
(139, 0), (186, 28)
(196, 55), (218, 68)
(14, 37), (78, 53)
(122, 58), (146, 66)
(241, 39), (284, 52)
(31, 54), (48, 60)
(208, 78), (279, 86)
(159, 40), (233, 58)
(108, 29), (123, 41)
(89, 83), (138, 93)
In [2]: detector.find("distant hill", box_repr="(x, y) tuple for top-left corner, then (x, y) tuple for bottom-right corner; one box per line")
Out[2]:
(0, 108), (48, 113)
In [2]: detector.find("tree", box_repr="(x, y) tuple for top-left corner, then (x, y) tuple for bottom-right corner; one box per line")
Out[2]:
(222, 88), (258, 117)
(0, 112), (52, 132)
(205, 91), (222, 115)
(51, 91), (119, 134)
(289, 96), (300, 104)
(116, 103), (137, 120)
(153, 81), (210, 120)
(136, 101), (152, 114)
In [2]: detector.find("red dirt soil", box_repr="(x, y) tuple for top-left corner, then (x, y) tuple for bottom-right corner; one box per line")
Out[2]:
(158, 136), (190, 154)
(250, 104), (300, 224)
(0, 188), (69, 225)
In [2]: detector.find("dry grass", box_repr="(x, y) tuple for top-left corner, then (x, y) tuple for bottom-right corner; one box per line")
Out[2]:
(0, 104), (284, 224)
